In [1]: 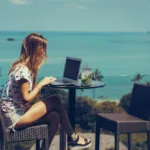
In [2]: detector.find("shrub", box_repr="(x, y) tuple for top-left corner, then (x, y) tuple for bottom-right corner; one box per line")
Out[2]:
(119, 92), (132, 112)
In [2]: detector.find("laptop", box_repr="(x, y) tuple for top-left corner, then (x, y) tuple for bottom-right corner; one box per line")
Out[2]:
(50, 56), (82, 86)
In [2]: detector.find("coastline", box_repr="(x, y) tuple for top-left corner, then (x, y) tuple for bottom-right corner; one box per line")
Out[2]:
(96, 99), (120, 105)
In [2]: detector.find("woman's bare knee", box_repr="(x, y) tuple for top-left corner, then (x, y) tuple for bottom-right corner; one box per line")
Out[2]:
(15, 101), (48, 129)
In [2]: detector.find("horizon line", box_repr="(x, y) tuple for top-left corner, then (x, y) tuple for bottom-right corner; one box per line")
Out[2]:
(0, 30), (149, 33)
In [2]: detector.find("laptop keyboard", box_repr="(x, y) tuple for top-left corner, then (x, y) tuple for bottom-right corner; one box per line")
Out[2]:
(56, 79), (72, 83)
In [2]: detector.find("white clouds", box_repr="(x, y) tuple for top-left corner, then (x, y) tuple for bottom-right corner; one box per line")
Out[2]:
(43, 0), (96, 4)
(73, 4), (87, 10)
(9, 0), (29, 5)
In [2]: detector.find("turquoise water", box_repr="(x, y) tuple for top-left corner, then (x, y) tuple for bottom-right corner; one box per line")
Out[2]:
(0, 31), (150, 100)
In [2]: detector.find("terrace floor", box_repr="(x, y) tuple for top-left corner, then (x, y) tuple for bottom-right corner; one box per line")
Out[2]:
(30, 133), (127, 150)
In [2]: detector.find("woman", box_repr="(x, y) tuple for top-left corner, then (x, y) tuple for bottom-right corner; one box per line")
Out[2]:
(0, 33), (91, 150)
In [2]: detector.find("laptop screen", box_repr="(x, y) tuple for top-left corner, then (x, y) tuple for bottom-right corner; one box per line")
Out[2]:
(63, 57), (81, 80)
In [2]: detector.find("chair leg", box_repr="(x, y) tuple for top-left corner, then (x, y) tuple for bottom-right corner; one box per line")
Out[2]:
(115, 133), (119, 150)
(147, 132), (150, 150)
(128, 133), (131, 150)
(0, 139), (5, 150)
(36, 139), (40, 150)
(95, 120), (100, 150)
(43, 138), (49, 150)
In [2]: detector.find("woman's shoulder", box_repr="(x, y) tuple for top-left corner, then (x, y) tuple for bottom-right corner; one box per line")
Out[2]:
(11, 63), (32, 82)
(16, 63), (29, 71)
(11, 63), (30, 76)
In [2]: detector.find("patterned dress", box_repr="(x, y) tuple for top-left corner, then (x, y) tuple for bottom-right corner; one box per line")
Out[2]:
(0, 63), (34, 129)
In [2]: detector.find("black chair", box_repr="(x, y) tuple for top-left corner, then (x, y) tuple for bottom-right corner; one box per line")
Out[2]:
(95, 83), (150, 150)
(0, 104), (49, 150)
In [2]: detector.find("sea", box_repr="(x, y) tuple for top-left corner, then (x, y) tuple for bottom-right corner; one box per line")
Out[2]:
(0, 31), (150, 101)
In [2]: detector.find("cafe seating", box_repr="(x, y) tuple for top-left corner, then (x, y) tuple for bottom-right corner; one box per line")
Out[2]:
(95, 83), (150, 150)
(0, 103), (49, 150)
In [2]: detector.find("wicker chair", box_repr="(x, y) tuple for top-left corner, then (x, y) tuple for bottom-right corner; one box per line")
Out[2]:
(95, 83), (150, 150)
(0, 104), (49, 150)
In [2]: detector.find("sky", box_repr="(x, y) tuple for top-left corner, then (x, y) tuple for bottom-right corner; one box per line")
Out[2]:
(0, 0), (150, 32)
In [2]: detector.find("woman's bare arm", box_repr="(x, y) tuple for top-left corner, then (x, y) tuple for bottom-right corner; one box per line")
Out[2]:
(19, 79), (42, 102)
(18, 76), (56, 102)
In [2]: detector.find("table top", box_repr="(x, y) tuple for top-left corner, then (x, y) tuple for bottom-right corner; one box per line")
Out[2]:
(46, 80), (105, 89)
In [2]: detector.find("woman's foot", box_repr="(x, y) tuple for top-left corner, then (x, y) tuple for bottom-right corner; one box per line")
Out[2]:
(68, 133), (91, 150)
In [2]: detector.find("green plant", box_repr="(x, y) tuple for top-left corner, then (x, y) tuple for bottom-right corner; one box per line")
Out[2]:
(119, 92), (132, 112)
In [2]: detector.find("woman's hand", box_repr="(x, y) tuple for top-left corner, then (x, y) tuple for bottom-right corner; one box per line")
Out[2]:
(39, 76), (56, 87)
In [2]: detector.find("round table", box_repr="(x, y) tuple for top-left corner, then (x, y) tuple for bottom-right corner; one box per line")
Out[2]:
(46, 80), (105, 150)
(46, 80), (105, 128)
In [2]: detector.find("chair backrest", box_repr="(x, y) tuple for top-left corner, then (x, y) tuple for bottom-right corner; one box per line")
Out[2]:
(0, 103), (6, 149)
(128, 83), (150, 120)
(0, 102), (6, 131)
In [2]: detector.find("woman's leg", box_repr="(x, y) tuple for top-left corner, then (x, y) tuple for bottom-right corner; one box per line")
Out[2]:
(37, 111), (60, 148)
(45, 96), (74, 135)
(15, 100), (56, 129)
(15, 96), (90, 146)
(44, 96), (90, 145)
(15, 101), (60, 148)
(46, 111), (60, 146)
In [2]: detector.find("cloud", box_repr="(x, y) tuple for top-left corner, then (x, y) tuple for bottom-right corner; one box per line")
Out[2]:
(43, 0), (96, 4)
(9, 0), (29, 5)
(73, 4), (87, 10)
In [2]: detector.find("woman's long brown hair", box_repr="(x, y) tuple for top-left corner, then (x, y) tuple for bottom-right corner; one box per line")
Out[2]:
(8, 32), (48, 88)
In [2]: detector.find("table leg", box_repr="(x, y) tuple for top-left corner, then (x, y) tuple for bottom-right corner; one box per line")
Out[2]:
(60, 88), (76, 150)
(68, 88), (76, 129)
(60, 125), (67, 150)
